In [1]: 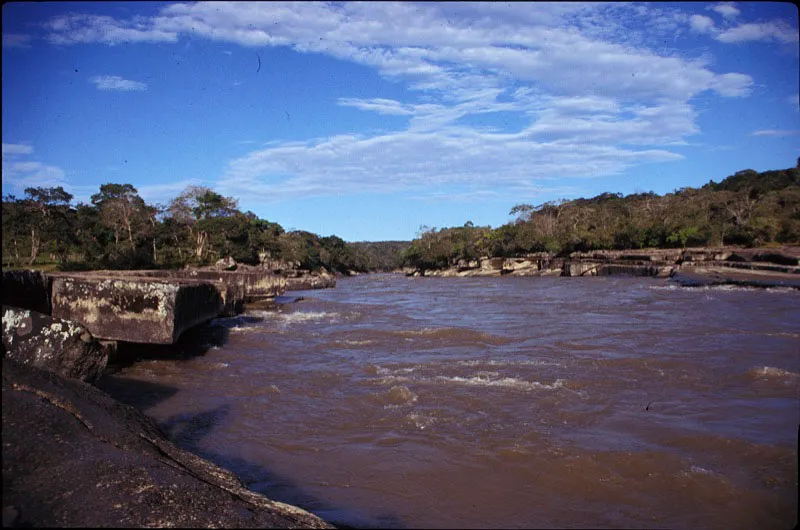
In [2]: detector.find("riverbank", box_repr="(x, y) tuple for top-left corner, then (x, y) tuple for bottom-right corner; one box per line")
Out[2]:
(1, 356), (333, 528)
(2, 249), (796, 526)
(1, 266), (338, 528)
(402, 246), (800, 288)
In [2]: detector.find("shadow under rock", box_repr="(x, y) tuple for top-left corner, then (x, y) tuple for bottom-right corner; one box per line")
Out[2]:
(96, 322), (229, 410)
(94, 376), (179, 411)
(159, 405), (407, 530)
(109, 321), (230, 369)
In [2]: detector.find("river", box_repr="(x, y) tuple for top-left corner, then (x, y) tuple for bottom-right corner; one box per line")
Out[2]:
(97, 274), (799, 529)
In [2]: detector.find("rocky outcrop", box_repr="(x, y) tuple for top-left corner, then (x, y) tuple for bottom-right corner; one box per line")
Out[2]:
(284, 270), (337, 291)
(405, 246), (800, 287)
(1, 357), (333, 528)
(2, 269), (288, 345)
(2, 306), (108, 383)
(669, 266), (800, 288)
(50, 274), (224, 345)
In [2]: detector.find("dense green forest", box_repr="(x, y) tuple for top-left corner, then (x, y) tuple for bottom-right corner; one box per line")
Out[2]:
(402, 163), (800, 271)
(1, 183), (398, 273)
(3, 163), (798, 274)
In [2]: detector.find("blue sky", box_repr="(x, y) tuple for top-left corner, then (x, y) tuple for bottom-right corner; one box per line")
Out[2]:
(2, 1), (798, 241)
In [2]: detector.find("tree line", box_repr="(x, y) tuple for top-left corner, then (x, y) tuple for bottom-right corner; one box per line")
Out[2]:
(402, 163), (800, 271)
(5, 163), (797, 274)
(2, 183), (388, 273)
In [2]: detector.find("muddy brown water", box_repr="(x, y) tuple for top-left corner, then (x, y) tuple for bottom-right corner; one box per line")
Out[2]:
(98, 274), (799, 529)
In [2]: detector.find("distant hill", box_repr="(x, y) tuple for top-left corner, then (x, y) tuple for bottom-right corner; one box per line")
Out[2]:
(346, 240), (411, 271)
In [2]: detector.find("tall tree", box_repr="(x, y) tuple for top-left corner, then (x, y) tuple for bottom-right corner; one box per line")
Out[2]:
(91, 183), (147, 251)
(22, 186), (73, 265)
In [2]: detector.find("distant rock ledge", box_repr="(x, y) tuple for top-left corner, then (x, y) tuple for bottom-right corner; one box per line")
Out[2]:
(404, 246), (800, 289)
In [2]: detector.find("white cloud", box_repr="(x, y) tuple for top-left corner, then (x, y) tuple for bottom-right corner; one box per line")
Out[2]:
(136, 179), (207, 204)
(690, 15), (716, 34)
(217, 126), (683, 202)
(2, 143), (34, 156)
(716, 21), (799, 44)
(751, 129), (800, 137)
(711, 3), (740, 19)
(38, 2), (781, 201)
(688, 8), (797, 45)
(338, 98), (416, 116)
(2, 34), (32, 48)
(46, 14), (178, 45)
(710, 73), (753, 97)
(1, 143), (72, 197)
(2, 160), (68, 191)
(45, 2), (753, 103)
(90, 75), (148, 91)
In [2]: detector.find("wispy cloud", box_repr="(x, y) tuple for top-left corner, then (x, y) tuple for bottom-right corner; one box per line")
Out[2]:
(690, 8), (797, 44)
(136, 179), (207, 205)
(2, 143), (34, 156)
(751, 129), (800, 137)
(34, 2), (796, 202)
(1, 147), (68, 193)
(710, 3), (740, 19)
(716, 21), (799, 44)
(90, 75), (148, 91)
(2, 33), (32, 49)
(45, 14), (178, 45)
(690, 15), (716, 34)
(217, 125), (682, 202)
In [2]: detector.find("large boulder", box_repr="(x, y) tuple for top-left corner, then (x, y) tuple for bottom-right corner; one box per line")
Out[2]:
(1, 357), (333, 528)
(49, 274), (223, 344)
(2, 306), (108, 382)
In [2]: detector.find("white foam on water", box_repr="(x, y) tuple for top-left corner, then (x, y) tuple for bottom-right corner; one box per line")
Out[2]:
(405, 412), (437, 430)
(456, 359), (563, 368)
(679, 465), (730, 484)
(336, 339), (375, 346)
(648, 284), (682, 291)
(749, 366), (799, 379)
(248, 309), (337, 320)
(376, 375), (412, 385)
(228, 326), (261, 333)
(432, 375), (566, 391)
(765, 331), (800, 339)
(651, 284), (797, 293)
(282, 310), (340, 323)
(765, 286), (797, 293)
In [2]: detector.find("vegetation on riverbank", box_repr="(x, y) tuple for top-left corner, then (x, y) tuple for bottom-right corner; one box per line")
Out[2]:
(2, 183), (407, 273)
(4, 163), (797, 274)
(402, 163), (800, 271)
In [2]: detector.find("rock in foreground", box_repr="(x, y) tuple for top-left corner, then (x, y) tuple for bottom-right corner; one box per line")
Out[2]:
(2, 306), (108, 383)
(1, 358), (333, 529)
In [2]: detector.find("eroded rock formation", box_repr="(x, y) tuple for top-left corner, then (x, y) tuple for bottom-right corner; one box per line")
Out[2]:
(2, 306), (108, 383)
(407, 246), (799, 287)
